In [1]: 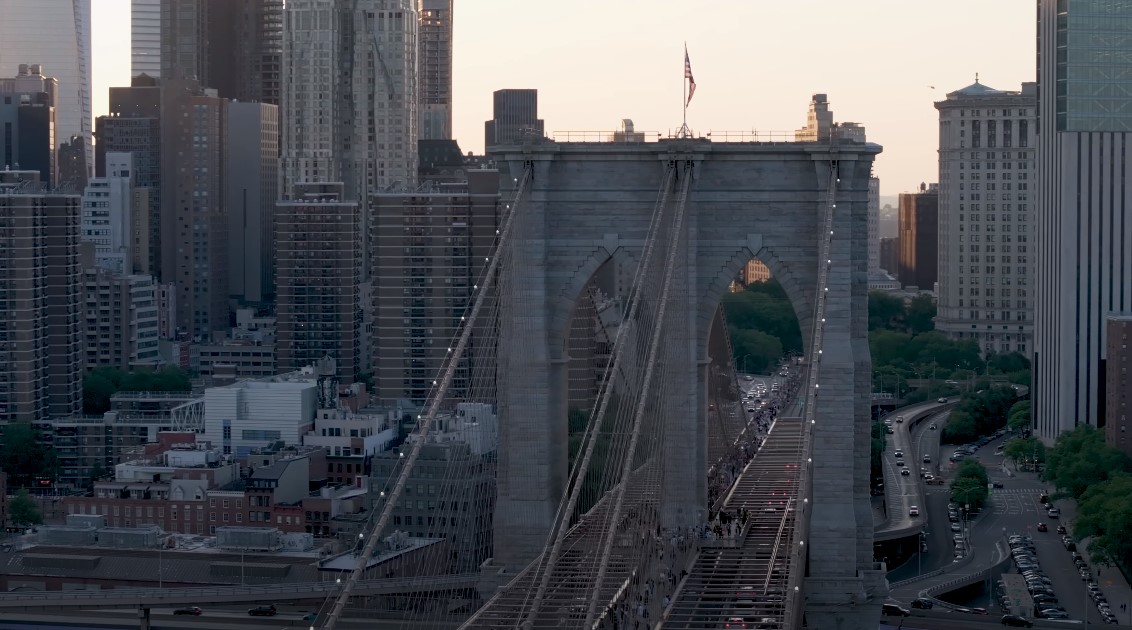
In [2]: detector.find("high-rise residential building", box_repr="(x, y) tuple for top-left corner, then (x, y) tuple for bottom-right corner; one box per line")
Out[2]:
(131, 0), (161, 77)
(282, 0), (419, 198)
(97, 75), (163, 275)
(879, 237), (900, 277)
(0, 0), (92, 177)
(897, 184), (939, 291)
(1034, 0), (1132, 437)
(158, 0), (284, 105)
(418, 0), (453, 140)
(80, 266), (161, 370)
(276, 183), (362, 379)
(934, 81), (1037, 357)
(225, 102), (280, 304)
(484, 89), (543, 150)
(57, 135), (87, 190)
(160, 83), (228, 338)
(0, 64), (57, 187)
(81, 152), (142, 275)
(1105, 314), (1132, 458)
(370, 170), (501, 402)
(0, 170), (82, 422)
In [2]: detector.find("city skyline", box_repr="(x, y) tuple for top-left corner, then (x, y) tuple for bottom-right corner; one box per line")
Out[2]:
(90, 0), (1035, 196)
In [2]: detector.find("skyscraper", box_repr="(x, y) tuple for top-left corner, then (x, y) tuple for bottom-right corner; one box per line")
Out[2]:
(225, 102), (280, 304)
(81, 152), (139, 275)
(897, 184), (938, 291)
(935, 81), (1037, 357)
(1034, 0), (1132, 438)
(0, 0), (92, 177)
(157, 0), (284, 105)
(282, 0), (419, 198)
(418, 0), (453, 140)
(370, 170), (501, 403)
(484, 89), (543, 150)
(276, 183), (362, 378)
(0, 170), (83, 422)
(161, 84), (229, 338)
(131, 0), (162, 77)
(0, 65), (57, 187)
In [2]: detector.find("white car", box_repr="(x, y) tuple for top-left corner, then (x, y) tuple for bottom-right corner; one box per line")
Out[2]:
(909, 506), (920, 517)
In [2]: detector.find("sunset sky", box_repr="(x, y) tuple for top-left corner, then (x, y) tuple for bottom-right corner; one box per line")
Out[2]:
(93, 0), (1035, 196)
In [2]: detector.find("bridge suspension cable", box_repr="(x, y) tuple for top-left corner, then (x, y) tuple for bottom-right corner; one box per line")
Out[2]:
(521, 161), (678, 624)
(319, 164), (534, 630)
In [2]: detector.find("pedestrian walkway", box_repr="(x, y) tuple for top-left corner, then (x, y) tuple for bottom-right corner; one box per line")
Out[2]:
(1055, 496), (1132, 626)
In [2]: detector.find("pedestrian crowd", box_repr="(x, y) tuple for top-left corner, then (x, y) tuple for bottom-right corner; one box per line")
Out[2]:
(597, 368), (803, 628)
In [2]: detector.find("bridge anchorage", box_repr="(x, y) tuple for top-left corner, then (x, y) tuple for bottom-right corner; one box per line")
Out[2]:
(310, 136), (883, 630)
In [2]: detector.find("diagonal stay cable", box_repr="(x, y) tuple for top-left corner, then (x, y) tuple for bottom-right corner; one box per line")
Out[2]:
(520, 162), (678, 626)
(583, 161), (693, 629)
(320, 164), (533, 630)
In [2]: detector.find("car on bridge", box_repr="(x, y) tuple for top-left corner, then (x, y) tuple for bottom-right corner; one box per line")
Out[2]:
(173, 606), (202, 616)
(247, 605), (277, 617)
(910, 598), (933, 609)
(1001, 614), (1034, 627)
(881, 603), (910, 617)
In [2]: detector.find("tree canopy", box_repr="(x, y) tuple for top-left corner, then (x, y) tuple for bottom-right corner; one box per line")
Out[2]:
(723, 278), (801, 372)
(940, 386), (1019, 444)
(1045, 425), (1132, 500)
(0, 423), (57, 488)
(1003, 436), (1045, 469)
(8, 489), (42, 526)
(1074, 472), (1132, 569)
(82, 366), (192, 414)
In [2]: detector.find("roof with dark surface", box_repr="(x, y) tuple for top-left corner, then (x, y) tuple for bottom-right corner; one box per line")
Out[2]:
(0, 546), (320, 586)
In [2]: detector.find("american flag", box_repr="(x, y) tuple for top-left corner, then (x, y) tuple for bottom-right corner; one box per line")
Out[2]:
(684, 47), (696, 106)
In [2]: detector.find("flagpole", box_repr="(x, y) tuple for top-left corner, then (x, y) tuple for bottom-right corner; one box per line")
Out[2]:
(682, 43), (687, 128)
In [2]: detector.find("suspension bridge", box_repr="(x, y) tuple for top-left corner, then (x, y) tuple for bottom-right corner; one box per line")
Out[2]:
(310, 134), (886, 630)
(0, 134), (884, 630)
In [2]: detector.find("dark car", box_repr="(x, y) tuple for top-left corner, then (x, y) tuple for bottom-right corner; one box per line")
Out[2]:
(1037, 522), (1047, 532)
(882, 604), (910, 617)
(173, 606), (202, 616)
(1056, 525), (1067, 534)
(248, 605), (277, 617)
(911, 598), (933, 609)
(1001, 614), (1034, 628)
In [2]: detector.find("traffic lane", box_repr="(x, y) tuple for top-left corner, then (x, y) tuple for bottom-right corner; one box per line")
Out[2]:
(915, 410), (949, 479)
(1028, 512), (1109, 625)
(886, 487), (956, 584)
(885, 415), (924, 529)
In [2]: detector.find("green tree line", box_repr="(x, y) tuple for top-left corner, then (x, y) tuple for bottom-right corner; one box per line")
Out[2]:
(722, 278), (801, 374)
(83, 366), (192, 414)
(1044, 426), (1132, 571)
(940, 385), (1019, 444)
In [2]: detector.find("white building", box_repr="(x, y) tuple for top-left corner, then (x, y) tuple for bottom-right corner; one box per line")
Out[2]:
(0, 0), (92, 175)
(303, 407), (398, 460)
(934, 81), (1036, 357)
(81, 152), (136, 274)
(131, 0), (161, 77)
(203, 372), (319, 457)
(409, 402), (498, 456)
(281, 0), (419, 198)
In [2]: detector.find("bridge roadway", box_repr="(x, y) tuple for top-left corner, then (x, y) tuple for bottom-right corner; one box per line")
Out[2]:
(461, 462), (662, 629)
(660, 415), (805, 629)
(0, 573), (480, 610)
(875, 399), (956, 542)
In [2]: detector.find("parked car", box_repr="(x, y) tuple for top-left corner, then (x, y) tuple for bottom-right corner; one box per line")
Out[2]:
(173, 607), (202, 616)
(1056, 525), (1067, 535)
(248, 605), (277, 617)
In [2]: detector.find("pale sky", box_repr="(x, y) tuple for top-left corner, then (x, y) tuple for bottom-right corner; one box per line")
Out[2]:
(92, 0), (1035, 197)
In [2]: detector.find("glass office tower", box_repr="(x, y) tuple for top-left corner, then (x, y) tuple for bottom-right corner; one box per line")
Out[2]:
(1034, 0), (1132, 438)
